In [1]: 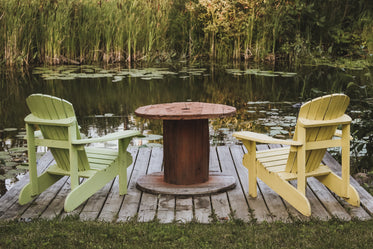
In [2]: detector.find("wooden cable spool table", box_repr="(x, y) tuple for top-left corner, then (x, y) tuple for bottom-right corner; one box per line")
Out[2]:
(134, 102), (237, 196)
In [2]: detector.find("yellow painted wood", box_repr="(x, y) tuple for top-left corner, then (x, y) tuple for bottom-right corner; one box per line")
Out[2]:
(305, 139), (341, 150)
(298, 114), (351, 127)
(242, 140), (257, 198)
(19, 94), (140, 212)
(341, 124), (350, 197)
(256, 160), (311, 216)
(278, 165), (331, 181)
(296, 126), (306, 195)
(316, 173), (360, 206)
(234, 131), (302, 146)
(233, 94), (360, 216)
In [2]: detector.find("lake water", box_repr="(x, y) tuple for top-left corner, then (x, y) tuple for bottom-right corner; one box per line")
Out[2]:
(0, 63), (372, 195)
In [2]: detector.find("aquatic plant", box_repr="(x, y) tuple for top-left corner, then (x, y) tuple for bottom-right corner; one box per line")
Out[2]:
(0, 0), (372, 67)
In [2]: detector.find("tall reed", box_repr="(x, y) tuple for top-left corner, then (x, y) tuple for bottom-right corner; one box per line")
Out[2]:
(0, 0), (371, 67)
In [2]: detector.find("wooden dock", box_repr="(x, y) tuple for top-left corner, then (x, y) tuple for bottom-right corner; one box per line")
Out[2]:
(1, 145), (372, 223)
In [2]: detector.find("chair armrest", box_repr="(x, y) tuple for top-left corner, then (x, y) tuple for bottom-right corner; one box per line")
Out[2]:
(72, 130), (141, 145)
(298, 114), (351, 128)
(233, 131), (302, 146)
(25, 114), (76, 126)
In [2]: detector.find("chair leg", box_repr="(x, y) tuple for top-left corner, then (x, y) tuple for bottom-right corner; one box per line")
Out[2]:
(316, 172), (360, 206)
(242, 141), (257, 197)
(257, 166), (311, 216)
(19, 171), (62, 205)
(118, 138), (132, 195)
(64, 165), (117, 212)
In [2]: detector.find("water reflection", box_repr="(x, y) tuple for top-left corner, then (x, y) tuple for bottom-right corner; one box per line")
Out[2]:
(0, 64), (371, 194)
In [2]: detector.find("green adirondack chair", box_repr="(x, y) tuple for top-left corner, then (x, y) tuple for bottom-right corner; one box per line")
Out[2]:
(233, 94), (360, 216)
(19, 94), (140, 212)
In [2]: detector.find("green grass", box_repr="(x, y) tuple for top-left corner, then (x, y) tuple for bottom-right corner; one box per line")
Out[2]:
(1, 218), (373, 248)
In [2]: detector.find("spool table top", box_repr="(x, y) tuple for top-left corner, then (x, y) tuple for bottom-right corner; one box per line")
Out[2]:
(134, 102), (236, 120)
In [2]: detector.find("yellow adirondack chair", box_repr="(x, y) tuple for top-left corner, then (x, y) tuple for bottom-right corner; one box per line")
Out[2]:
(19, 94), (141, 212)
(233, 94), (360, 216)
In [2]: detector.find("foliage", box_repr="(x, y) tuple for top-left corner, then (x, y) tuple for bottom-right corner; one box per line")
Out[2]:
(347, 78), (373, 174)
(0, 0), (372, 67)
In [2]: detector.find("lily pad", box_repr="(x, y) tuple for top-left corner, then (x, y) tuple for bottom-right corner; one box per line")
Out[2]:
(256, 72), (278, 77)
(264, 122), (276, 127)
(280, 72), (297, 77)
(244, 69), (260, 74)
(226, 69), (243, 74)
(0, 154), (11, 161)
(5, 169), (19, 178)
(112, 76), (124, 82)
(269, 130), (282, 136)
(139, 134), (163, 141)
(16, 165), (29, 170)
(5, 162), (18, 167)
(3, 128), (17, 132)
(59, 76), (77, 80)
(141, 143), (163, 148)
(8, 147), (27, 153)
(247, 101), (270, 105)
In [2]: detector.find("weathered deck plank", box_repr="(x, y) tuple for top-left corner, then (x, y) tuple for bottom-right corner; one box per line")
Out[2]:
(157, 195), (175, 223)
(117, 147), (150, 222)
(98, 148), (138, 222)
(137, 147), (163, 222)
(20, 176), (68, 220)
(216, 146), (251, 222)
(230, 145), (271, 222)
(39, 176), (71, 220)
(0, 152), (54, 219)
(175, 197), (193, 223)
(194, 196), (211, 223)
(79, 179), (114, 221)
(210, 147), (231, 221)
(0, 145), (372, 223)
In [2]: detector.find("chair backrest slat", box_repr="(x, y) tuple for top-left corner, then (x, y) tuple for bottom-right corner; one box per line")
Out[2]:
(285, 94), (349, 173)
(27, 94), (90, 172)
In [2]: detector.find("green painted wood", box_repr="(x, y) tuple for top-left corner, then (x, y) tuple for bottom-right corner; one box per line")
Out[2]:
(19, 94), (140, 212)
